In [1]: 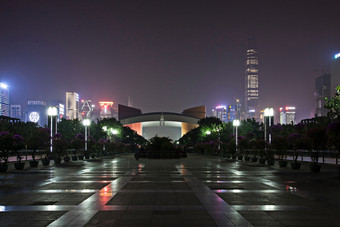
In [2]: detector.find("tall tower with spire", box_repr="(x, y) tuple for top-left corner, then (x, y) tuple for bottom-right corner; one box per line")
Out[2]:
(244, 35), (260, 120)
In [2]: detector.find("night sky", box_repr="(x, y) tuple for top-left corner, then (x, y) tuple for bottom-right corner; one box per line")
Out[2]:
(1, 0), (340, 122)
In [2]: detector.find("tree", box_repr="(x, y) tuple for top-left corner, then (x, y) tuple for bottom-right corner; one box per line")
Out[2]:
(0, 131), (13, 166)
(58, 118), (82, 141)
(27, 128), (50, 161)
(325, 85), (340, 120)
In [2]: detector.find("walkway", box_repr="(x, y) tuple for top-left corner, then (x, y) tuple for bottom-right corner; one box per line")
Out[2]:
(0, 154), (340, 226)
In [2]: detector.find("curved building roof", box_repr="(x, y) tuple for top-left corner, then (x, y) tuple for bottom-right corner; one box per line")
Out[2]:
(120, 112), (200, 125)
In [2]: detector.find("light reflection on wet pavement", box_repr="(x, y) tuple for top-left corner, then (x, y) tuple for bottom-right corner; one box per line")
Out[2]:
(0, 154), (340, 226)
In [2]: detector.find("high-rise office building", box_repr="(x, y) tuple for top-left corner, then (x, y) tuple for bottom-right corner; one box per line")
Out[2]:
(0, 83), (9, 117)
(244, 36), (260, 121)
(227, 105), (236, 122)
(66, 92), (79, 120)
(331, 53), (340, 97)
(315, 73), (331, 117)
(280, 106), (296, 125)
(99, 101), (116, 119)
(10, 105), (22, 120)
(212, 105), (227, 122)
(26, 101), (47, 126)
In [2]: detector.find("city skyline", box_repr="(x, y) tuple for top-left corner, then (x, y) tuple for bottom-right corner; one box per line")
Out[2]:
(1, 1), (340, 123)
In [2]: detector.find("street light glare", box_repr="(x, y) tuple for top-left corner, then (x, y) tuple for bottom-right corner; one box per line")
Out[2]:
(47, 107), (58, 116)
(82, 119), (91, 126)
(264, 108), (274, 117)
(206, 131), (211, 135)
(111, 129), (118, 135)
(233, 119), (240, 127)
(0, 83), (8, 89)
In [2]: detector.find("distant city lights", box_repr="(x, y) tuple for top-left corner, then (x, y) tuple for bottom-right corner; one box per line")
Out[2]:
(216, 105), (227, 109)
(0, 83), (8, 89)
(334, 53), (340, 59)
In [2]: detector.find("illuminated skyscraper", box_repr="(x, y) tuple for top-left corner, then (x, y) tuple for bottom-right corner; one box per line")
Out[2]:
(212, 105), (227, 122)
(66, 92), (79, 120)
(245, 36), (260, 120)
(0, 83), (9, 117)
(331, 52), (340, 97)
(315, 73), (331, 117)
(26, 101), (47, 126)
(280, 106), (296, 125)
(99, 101), (117, 119)
(10, 105), (22, 120)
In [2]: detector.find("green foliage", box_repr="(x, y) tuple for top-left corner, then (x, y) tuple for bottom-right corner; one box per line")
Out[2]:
(0, 132), (12, 164)
(327, 121), (340, 152)
(58, 118), (82, 141)
(325, 85), (340, 120)
(147, 136), (173, 152)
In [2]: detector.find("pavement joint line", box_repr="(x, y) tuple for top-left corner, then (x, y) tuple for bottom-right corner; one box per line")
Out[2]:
(231, 205), (320, 211)
(101, 205), (206, 211)
(0, 205), (76, 212)
(176, 165), (253, 227)
(47, 170), (133, 226)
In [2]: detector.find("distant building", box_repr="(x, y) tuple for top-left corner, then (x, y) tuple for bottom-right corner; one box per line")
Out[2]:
(80, 100), (94, 120)
(244, 36), (260, 121)
(280, 106), (296, 125)
(120, 105), (206, 141)
(26, 101), (47, 126)
(227, 105), (236, 122)
(10, 105), (22, 120)
(315, 73), (331, 117)
(0, 83), (9, 117)
(58, 103), (65, 120)
(66, 92), (79, 120)
(331, 53), (340, 97)
(99, 101), (115, 119)
(212, 105), (227, 122)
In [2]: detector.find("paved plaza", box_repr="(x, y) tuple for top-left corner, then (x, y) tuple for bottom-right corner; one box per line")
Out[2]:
(0, 154), (340, 226)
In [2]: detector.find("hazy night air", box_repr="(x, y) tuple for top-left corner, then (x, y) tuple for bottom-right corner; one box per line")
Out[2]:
(1, 0), (340, 122)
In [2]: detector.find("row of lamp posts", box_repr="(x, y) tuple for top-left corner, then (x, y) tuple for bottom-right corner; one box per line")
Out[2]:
(47, 106), (91, 153)
(230, 107), (274, 155)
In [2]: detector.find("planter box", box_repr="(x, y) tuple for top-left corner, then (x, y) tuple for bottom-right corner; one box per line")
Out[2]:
(244, 156), (251, 161)
(259, 158), (266, 164)
(72, 156), (78, 161)
(54, 158), (62, 164)
(291, 162), (301, 170)
(42, 159), (50, 166)
(0, 164), (8, 172)
(238, 155), (243, 161)
(278, 160), (288, 167)
(78, 155), (84, 160)
(29, 160), (39, 168)
(14, 162), (25, 170)
(267, 159), (275, 166)
(251, 157), (258, 162)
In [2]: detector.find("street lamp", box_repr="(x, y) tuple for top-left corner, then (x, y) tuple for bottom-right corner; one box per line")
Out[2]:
(264, 108), (274, 144)
(47, 107), (58, 152)
(233, 120), (240, 153)
(82, 119), (91, 152)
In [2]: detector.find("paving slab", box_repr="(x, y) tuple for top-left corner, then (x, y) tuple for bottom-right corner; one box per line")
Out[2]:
(0, 154), (340, 226)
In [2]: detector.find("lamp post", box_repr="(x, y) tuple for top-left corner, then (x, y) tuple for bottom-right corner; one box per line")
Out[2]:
(82, 119), (91, 152)
(47, 107), (58, 153)
(233, 120), (240, 153)
(264, 108), (274, 144)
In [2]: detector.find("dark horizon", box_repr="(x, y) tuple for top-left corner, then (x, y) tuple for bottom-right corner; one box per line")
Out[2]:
(1, 0), (340, 122)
